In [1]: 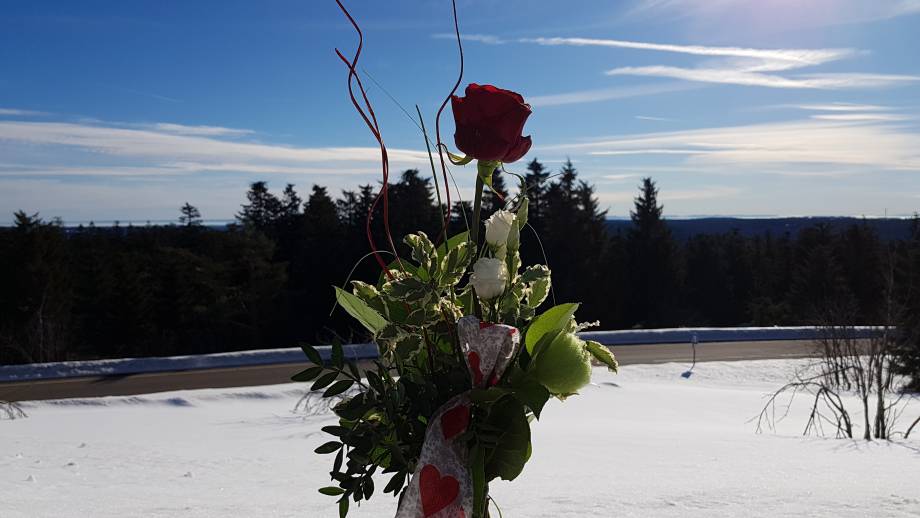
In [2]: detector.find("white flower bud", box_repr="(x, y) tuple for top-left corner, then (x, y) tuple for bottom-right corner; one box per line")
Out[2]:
(484, 210), (516, 248)
(470, 257), (508, 300)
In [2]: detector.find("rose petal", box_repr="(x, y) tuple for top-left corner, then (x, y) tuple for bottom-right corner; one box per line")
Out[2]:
(501, 135), (532, 163)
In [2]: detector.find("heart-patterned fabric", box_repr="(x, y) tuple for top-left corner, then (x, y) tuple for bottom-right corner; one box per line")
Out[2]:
(394, 316), (520, 518)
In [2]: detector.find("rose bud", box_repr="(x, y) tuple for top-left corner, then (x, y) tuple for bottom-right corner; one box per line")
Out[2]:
(484, 209), (516, 248)
(469, 257), (508, 300)
(530, 331), (592, 396)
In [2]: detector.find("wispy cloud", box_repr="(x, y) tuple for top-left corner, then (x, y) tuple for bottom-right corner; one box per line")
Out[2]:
(0, 108), (51, 117)
(606, 66), (920, 89)
(98, 84), (182, 103)
(0, 118), (436, 221)
(431, 33), (506, 45)
(596, 185), (741, 207)
(529, 82), (694, 107)
(521, 36), (853, 65)
(147, 123), (256, 137)
(460, 33), (913, 92)
(635, 115), (673, 122)
(600, 174), (642, 182)
(0, 120), (428, 165)
(625, 0), (920, 27)
(810, 113), (912, 122)
(459, 31), (919, 91)
(793, 103), (890, 112)
(590, 149), (704, 156)
(543, 118), (920, 173)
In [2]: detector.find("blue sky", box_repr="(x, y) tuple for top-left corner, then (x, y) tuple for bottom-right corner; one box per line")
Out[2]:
(1, 0), (919, 223)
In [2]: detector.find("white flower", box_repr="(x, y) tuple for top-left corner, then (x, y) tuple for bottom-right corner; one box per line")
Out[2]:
(470, 257), (508, 300)
(484, 210), (516, 248)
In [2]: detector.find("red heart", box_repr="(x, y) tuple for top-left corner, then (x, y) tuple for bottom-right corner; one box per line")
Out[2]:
(467, 351), (483, 386)
(420, 464), (459, 517)
(440, 404), (470, 440)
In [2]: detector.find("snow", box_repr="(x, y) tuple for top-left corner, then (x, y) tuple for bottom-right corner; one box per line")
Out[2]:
(2, 359), (918, 518)
(1, 326), (881, 382)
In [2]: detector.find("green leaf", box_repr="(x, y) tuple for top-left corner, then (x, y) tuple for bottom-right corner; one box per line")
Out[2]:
(319, 486), (345, 496)
(350, 280), (386, 314)
(585, 340), (619, 372)
(333, 393), (368, 421)
(525, 303), (580, 354)
(339, 496), (350, 518)
(383, 276), (431, 304)
(527, 275), (551, 310)
(405, 232), (438, 279)
(301, 344), (323, 366)
(511, 376), (551, 419)
(439, 240), (473, 288)
(438, 231), (470, 259)
(383, 471), (405, 494)
(362, 477), (374, 499)
(520, 264), (549, 284)
(321, 425), (351, 437)
(482, 396), (531, 482)
(291, 365), (324, 382)
(516, 196), (529, 228)
(346, 361), (360, 380)
(445, 149), (474, 165)
(333, 448), (344, 473)
(324, 379), (355, 398)
(311, 372), (339, 391)
(477, 161), (499, 190)
(315, 441), (342, 454)
(376, 258), (418, 286)
(331, 342), (344, 369)
(334, 286), (389, 335)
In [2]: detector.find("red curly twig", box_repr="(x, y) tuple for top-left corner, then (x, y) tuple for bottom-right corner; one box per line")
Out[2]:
(434, 0), (464, 244)
(334, 0), (404, 279)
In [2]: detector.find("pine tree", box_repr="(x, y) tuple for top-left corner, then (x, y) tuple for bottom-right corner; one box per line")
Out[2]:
(626, 178), (681, 327)
(179, 202), (202, 227)
(523, 158), (550, 229)
(281, 184), (303, 219)
(238, 181), (282, 233)
(893, 214), (920, 389)
(0, 212), (71, 363)
(537, 161), (611, 320)
(388, 170), (441, 246)
(789, 224), (855, 323)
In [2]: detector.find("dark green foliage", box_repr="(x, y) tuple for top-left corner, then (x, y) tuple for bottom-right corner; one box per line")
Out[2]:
(626, 178), (681, 327)
(893, 215), (920, 389)
(178, 202), (202, 227)
(0, 171), (912, 389)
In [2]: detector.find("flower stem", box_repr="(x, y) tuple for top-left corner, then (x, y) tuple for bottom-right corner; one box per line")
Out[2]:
(470, 174), (485, 318)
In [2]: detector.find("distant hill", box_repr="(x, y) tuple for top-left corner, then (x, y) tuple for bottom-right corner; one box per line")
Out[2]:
(605, 217), (916, 241)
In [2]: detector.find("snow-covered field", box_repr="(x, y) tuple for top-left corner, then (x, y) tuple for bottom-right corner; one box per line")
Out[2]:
(2, 359), (919, 518)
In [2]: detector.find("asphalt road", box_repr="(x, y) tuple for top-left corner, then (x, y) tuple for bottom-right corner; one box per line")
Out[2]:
(0, 340), (818, 402)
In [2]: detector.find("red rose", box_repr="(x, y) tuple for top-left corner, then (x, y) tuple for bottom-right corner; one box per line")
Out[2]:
(451, 83), (532, 163)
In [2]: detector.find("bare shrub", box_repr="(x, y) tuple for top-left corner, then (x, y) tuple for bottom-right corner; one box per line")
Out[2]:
(757, 317), (913, 440)
(1, 400), (27, 420)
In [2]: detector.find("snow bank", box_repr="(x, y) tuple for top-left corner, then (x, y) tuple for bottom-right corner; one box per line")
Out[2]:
(2, 359), (917, 518)
(1, 327), (881, 382)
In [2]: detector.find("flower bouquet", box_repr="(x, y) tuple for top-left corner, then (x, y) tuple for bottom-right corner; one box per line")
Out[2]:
(293, 2), (618, 517)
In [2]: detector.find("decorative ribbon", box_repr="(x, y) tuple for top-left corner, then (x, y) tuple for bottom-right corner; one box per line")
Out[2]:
(395, 316), (520, 518)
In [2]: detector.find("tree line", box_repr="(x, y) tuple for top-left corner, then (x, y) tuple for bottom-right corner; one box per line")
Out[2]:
(1, 159), (918, 387)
